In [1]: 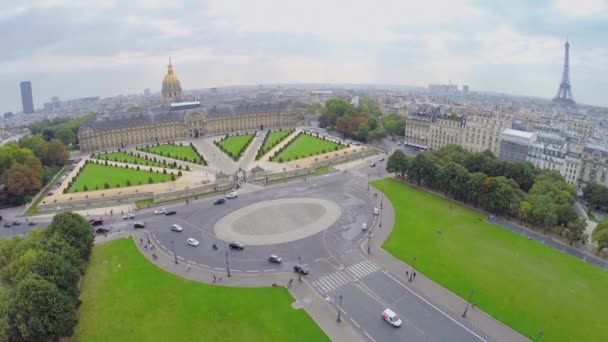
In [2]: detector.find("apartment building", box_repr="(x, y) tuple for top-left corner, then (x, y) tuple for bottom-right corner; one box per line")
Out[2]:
(462, 111), (511, 156)
(579, 143), (608, 187)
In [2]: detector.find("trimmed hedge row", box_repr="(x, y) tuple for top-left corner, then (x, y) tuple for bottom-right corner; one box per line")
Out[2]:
(137, 142), (207, 165)
(91, 150), (187, 170)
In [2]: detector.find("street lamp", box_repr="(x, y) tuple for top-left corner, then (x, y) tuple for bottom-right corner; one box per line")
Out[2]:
(367, 232), (373, 254)
(170, 240), (178, 264)
(225, 250), (231, 277)
(379, 205), (383, 228)
(337, 294), (343, 322)
(378, 160), (382, 177)
(462, 289), (475, 318)
(367, 173), (370, 191)
(298, 256), (302, 281)
(147, 232), (151, 244)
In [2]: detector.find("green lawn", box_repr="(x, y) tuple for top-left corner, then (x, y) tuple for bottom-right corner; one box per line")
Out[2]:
(272, 134), (345, 162)
(373, 178), (608, 341)
(217, 134), (255, 159)
(142, 144), (205, 164)
(92, 152), (168, 168)
(74, 239), (329, 342)
(68, 164), (174, 192)
(258, 130), (293, 158)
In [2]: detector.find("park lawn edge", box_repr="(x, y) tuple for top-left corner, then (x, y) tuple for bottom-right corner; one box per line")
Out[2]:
(67, 162), (175, 193)
(139, 143), (207, 165)
(271, 133), (346, 162)
(257, 129), (294, 160)
(216, 133), (255, 161)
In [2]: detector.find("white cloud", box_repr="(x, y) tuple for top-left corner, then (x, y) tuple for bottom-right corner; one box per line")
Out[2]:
(553, 0), (608, 16)
(474, 28), (565, 65)
(202, 0), (483, 41)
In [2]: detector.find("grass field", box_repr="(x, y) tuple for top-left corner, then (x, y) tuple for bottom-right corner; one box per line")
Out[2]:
(217, 134), (254, 159)
(271, 134), (345, 162)
(68, 164), (174, 192)
(258, 130), (293, 157)
(373, 178), (608, 341)
(143, 144), (204, 164)
(92, 152), (168, 168)
(74, 239), (329, 342)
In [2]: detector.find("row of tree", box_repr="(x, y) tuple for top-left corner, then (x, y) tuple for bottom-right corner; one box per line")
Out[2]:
(319, 98), (386, 142)
(28, 112), (96, 148)
(0, 212), (95, 341)
(1, 136), (69, 204)
(387, 146), (586, 245)
(92, 151), (190, 170)
(256, 129), (295, 160)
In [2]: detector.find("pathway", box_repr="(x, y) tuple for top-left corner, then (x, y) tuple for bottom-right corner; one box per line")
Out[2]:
(191, 137), (239, 174)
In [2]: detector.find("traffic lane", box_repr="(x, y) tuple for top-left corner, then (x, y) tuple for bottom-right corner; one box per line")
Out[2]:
(328, 283), (427, 342)
(361, 271), (486, 342)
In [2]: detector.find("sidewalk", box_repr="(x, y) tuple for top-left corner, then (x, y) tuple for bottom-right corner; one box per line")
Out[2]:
(95, 230), (363, 342)
(367, 183), (528, 342)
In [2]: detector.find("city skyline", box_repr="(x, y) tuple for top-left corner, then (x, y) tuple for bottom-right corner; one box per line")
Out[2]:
(2, 0), (608, 111)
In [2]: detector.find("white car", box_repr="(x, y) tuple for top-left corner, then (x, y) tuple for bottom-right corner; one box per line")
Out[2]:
(226, 192), (238, 199)
(154, 208), (167, 215)
(186, 238), (199, 247)
(373, 207), (380, 215)
(171, 224), (183, 232)
(123, 213), (135, 219)
(381, 308), (402, 327)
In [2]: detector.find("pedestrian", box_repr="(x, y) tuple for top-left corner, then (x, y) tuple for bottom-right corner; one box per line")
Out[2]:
(413, 271), (417, 279)
(144, 244), (148, 250)
(406, 270), (409, 277)
(213, 275), (216, 284)
(187, 265), (191, 271)
(140, 238), (143, 244)
(218, 276), (222, 282)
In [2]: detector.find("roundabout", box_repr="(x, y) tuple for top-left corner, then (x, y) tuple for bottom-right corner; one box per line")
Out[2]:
(214, 198), (342, 245)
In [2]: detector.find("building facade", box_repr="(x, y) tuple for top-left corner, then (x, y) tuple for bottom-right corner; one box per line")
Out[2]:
(579, 144), (608, 187)
(498, 129), (537, 162)
(462, 111), (511, 156)
(20, 81), (34, 114)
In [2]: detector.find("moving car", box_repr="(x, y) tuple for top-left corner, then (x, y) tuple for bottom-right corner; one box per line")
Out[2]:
(165, 209), (177, 216)
(381, 308), (402, 327)
(370, 163), (376, 168)
(154, 208), (167, 215)
(28, 221), (36, 226)
(12, 221), (21, 226)
(373, 207), (380, 215)
(171, 224), (183, 232)
(123, 213), (135, 219)
(226, 192), (238, 199)
(213, 198), (226, 205)
(229, 242), (245, 250)
(133, 222), (146, 228)
(268, 255), (282, 264)
(89, 219), (104, 226)
(186, 238), (199, 247)
(294, 264), (309, 275)
(379, 157), (385, 162)
(95, 227), (111, 234)
(4, 222), (11, 228)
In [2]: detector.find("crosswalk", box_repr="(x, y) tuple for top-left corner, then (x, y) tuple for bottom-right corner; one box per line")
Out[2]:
(311, 259), (382, 294)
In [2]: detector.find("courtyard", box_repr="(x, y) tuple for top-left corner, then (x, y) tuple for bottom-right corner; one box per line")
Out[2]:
(373, 178), (608, 341)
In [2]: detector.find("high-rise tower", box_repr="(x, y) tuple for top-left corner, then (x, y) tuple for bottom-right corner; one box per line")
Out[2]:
(553, 41), (575, 107)
(20, 81), (34, 114)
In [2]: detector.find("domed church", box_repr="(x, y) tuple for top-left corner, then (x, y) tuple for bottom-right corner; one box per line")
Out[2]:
(161, 59), (182, 103)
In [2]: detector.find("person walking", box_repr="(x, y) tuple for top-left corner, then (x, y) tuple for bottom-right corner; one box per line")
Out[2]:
(212, 275), (217, 284)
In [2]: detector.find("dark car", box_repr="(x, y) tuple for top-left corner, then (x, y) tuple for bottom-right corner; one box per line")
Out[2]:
(294, 264), (310, 275)
(95, 227), (111, 234)
(89, 219), (104, 226)
(370, 163), (376, 167)
(0, 215), (3, 221)
(213, 198), (226, 205)
(229, 242), (245, 250)
(4, 222), (11, 228)
(165, 209), (177, 216)
(133, 222), (146, 229)
(28, 221), (36, 226)
(12, 221), (21, 226)
(268, 255), (282, 264)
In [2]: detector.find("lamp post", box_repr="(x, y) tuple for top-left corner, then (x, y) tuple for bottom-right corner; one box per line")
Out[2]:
(337, 294), (343, 322)
(367, 232), (373, 254)
(378, 160), (382, 177)
(462, 289), (475, 318)
(379, 204), (383, 228)
(225, 250), (231, 277)
(170, 240), (178, 264)
(147, 232), (151, 244)
(298, 256), (302, 281)
(367, 173), (370, 191)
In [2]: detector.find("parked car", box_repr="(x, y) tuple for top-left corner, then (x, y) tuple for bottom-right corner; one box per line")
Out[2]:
(381, 308), (402, 327)
(226, 192), (238, 199)
(268, 255), (282, 264)
(165, 209), (177, 216)
(133, 222), (146, 228)
(229, 242), (245, 250)
(186, 238), (199, 247)
(370, 163), (376, 168)
(89, 219), (104, 226)
(28, 221), (36, 226)
(213, 198), (226, 205)
(95, 227), (111, 234)
(154, 208), (167, 215)
(171, 224), (183, 232)
(4, 222), (11, 228)
(12, 221), (21, 226)
(373, 207), (380, 215)
(46, 192), (53, 196)
(123, 213), (135, 220)
(379, 157), (385, 162)
(294, 264), (309, 275)
(488, 215), (496, 221)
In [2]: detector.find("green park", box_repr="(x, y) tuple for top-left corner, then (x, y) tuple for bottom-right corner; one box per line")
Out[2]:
(68, 163), (175, 192)
(271, 134), (346, 162)
(372, 178), (608, 341)
(257, 129), (293, 159)
(217, 133), (255, 160)
(141, 143), (205, 164)
(74, 239), (329, 342)
(92, 151), (170, 168)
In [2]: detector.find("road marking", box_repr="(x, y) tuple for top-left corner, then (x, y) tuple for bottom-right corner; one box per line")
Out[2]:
(177, 256), (185, 260)
(350, 318), (360, 328)
(263, 269), (275, 272)
(363, 331), (376, 342)
(232, 269), (242, 272)
(198, 264), (209, 268)
(187, 260), (196, 265)
(381, 270), (487, 342)
(246, 270), (259, 273)
(213, 267), (223, 270)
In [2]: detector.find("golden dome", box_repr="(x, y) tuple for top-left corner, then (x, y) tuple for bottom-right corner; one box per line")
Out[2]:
(162, 61), (181, 86)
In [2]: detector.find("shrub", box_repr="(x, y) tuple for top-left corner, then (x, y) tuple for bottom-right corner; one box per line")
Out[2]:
(126, 180), (132, 186)
(163, 169), (167, 174)
(104, 182), (110, 189)
(148, 176), (153, 184)
(185, 165), (190, 171)
(171, 174), (176, 181)
(178, 170), (183, 176)
(83, 185), (88, 191)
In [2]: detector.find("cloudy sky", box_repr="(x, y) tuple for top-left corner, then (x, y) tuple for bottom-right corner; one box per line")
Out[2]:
(1, 0), (608, 112)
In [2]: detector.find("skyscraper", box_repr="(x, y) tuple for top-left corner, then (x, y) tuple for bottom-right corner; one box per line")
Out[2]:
(20, 81), (34, 114)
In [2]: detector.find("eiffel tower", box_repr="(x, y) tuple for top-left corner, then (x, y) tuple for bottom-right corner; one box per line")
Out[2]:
(553, 40), (575, 107)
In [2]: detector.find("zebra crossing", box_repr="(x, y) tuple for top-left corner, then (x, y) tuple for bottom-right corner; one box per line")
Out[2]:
(346, 259), (381, 279)
(311, 259), (382, 294)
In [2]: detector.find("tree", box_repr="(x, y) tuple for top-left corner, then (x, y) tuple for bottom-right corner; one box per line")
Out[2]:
(592, 227), (608, 255)
(319, 98), (353, 128)
(387, 150), (408, 178)
(563, 219), (587, 246)
(47, 212), (95, 261)
(381, 114), (406, 136)
(12, 250), (80, 298)
(437, 162), (470, 200)
(2, 160), (43, 200)
(18, 135), (48, 161)
(582, 182), (608, 209)
(47, 139), (69, 166)
(55, 127), (77, 147)
(3, 275), (77, 341)
(466, 172), (487, 207)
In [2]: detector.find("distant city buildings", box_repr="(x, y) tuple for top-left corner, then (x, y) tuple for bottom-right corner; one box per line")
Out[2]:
(428, 84), (458, 96)
(20, 81), (34, 114)
(462, 85), (470, 94)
